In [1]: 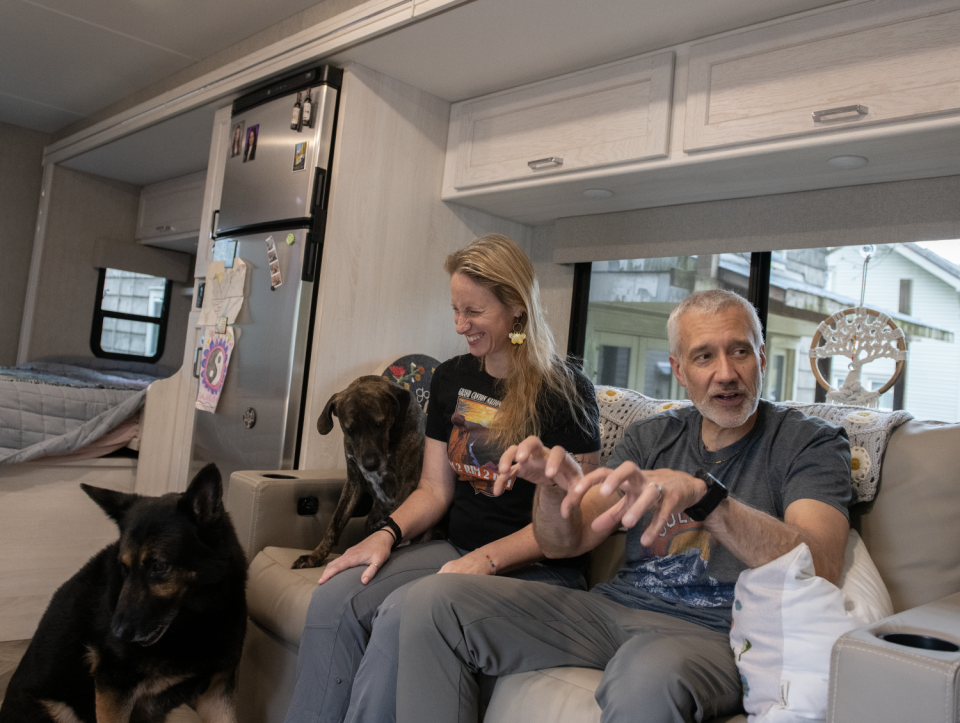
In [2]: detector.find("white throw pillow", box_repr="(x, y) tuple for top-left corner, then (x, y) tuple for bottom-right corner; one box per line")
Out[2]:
(729, 530), (893, 723)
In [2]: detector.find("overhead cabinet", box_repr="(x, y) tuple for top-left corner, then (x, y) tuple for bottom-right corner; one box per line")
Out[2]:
(136, 171), (207, 252)
(684, 0), (960, 152)
(445, 51), (675, 191)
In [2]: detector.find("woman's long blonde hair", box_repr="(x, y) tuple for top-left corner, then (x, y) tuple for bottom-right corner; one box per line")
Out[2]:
(445, 234), (587, 448)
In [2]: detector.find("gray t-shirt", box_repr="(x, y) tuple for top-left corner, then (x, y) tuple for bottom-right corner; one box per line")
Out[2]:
(592, 400), (852, 633)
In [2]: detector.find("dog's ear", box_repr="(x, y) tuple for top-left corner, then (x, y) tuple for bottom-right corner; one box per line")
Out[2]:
(178, 463), (224, 528)
(317, 391), (341, 435)
(388, 382), (412, 437)
(82, 484), (139, 524)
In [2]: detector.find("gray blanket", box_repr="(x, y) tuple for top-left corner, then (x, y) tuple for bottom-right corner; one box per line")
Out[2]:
(0, 360), (167, 464)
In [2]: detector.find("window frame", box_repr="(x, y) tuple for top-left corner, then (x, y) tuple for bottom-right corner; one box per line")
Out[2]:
(90, 267), (172, 363)
(567, 250), (911, 409)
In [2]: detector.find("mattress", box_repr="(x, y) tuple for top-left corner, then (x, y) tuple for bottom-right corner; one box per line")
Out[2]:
(0, 357), (171, 464)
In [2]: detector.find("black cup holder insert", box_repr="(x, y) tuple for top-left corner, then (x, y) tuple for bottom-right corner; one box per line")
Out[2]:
(878, 633), (960, 652)
(262, 473), (297, 479)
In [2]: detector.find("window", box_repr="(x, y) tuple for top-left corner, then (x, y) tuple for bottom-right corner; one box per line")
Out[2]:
(92, 268), (172, 362)
(571, 240), (960, 422)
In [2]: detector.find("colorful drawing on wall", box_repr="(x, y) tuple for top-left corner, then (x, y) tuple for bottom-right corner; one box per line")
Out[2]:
(196, 326), (237, 413)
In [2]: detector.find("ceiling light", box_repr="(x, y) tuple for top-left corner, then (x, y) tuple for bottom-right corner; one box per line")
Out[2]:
(827, 155), (868, 170)
(583, 188), (614, 199)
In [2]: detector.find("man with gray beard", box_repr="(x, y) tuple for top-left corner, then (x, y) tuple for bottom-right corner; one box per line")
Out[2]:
(393, 289), (853, 723)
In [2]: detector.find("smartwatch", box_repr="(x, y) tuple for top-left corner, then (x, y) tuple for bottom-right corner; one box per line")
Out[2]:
(372, 516), (403, 549)
(683, 470), (728, 522)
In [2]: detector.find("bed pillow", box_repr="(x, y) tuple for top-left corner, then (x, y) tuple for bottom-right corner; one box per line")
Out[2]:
(729, 530), (893, 722)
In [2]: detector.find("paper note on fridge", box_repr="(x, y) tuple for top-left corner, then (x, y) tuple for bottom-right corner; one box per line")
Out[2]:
(198, 259), (249, 327)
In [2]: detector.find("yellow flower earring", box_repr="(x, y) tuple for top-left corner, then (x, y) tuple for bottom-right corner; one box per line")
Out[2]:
(509, 319), (526, 345)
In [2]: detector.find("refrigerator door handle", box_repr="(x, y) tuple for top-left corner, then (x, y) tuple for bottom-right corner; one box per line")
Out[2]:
(311, 168), (327, 214)
(210, 209), (219, 239)
(302, 229), (322, 282)
(193, 345), (203, 378)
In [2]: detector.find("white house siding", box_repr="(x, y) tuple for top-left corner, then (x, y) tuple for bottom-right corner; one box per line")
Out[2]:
(827, 246), (960, 422)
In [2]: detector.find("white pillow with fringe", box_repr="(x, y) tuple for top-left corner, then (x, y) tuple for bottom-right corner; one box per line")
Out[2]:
(730, 530), (893, 722)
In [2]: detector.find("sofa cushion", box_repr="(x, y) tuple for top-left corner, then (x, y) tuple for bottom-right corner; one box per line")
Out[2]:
(857, 420), (960, 612)
(247, 547), (332, 646)
(484, 666), (748, 723)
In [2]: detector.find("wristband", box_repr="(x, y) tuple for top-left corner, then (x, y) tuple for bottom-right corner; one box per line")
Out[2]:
(372, 516), (403, 550)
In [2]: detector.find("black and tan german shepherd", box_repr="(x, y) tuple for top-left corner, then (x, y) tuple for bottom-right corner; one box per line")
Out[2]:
(0, 464), (247, 723)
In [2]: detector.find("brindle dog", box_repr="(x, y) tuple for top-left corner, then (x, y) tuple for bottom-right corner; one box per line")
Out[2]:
(291, 375), (429, 569)
(0, 464), (246, 723)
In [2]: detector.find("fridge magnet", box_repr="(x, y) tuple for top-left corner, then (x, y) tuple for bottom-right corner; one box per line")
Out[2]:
(196, 326), (236, 413)
(265, 236), (283, 289)
(285, 233), (296, 245)
(198, 259), (249, 327)
(243, 124), (259, 162)
(292, 142), (307, 171)
(230, 122), (244, 158)
(213, 238), (238, 267)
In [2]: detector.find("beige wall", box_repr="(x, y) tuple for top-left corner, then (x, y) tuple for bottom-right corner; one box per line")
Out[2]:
(300, 63), (535, 470)
(0, 122), (49, 366)
(24, 166), (191, 368)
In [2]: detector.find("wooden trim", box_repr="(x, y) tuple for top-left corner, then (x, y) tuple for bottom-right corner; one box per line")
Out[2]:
(17, 162), (55, 364)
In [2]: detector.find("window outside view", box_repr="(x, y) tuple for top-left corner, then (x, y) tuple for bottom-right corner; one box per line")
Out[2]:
(99, 269), (168, 357)
(583, 240), (960, 422)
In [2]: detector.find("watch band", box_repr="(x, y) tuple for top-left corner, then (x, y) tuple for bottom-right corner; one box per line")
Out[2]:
(684, 470), (728, 522)
(373, 516), (403, 549)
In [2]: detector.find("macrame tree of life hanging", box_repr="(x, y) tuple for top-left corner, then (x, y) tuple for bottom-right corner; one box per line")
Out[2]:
(808, 307), (907, 407)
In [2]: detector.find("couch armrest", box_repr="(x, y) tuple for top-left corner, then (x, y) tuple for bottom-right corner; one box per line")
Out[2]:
(226, 469), (350, 563)
(828, 590), (960, 722)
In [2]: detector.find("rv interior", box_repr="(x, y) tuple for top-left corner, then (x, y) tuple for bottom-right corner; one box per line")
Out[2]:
(3, 0), (960, 719)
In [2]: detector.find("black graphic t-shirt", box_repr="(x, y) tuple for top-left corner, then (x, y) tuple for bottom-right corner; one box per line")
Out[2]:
(425, 355), (600, 564)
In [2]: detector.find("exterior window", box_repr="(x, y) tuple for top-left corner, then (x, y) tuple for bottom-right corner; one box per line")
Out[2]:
(574, 240), (960, 422)
(92, 268), (172, 362)
(582, 254), (751, 401)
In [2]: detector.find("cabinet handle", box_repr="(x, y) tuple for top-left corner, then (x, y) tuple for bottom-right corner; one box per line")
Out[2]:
(527, 157), (564, 170)
(812, 105), (868, 123)
(156, 224), (174, 232)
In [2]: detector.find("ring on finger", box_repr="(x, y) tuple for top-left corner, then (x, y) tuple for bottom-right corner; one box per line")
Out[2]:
(647, 482), (662, 505)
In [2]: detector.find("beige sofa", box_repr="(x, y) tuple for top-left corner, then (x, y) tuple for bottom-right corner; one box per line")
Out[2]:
(227, 416), (960, 723)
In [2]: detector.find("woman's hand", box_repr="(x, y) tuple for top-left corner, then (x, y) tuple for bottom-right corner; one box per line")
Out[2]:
(437, 550), (498, 576)
(317, 528), (395, 585)
(495, 436), (584, 495)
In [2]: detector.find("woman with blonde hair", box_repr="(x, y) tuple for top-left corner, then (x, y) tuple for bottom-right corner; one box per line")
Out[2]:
(284, 234), (600, 723)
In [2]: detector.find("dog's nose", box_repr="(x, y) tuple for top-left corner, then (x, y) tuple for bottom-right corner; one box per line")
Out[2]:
(361, 454), (380, 472)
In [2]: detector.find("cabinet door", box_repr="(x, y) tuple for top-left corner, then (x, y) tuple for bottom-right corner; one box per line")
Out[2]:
(137, 171), (206, 241)
(684, 0), (960, 152)
(450, 51), (674, 190)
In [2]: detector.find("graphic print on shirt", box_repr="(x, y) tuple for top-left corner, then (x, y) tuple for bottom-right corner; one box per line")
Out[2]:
(634, 513), (734, 608)
(447, 389), (513, 496)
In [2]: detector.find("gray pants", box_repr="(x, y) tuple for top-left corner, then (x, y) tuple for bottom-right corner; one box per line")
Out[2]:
(396, 574), (744, 723)
(283, 541), (585, 723)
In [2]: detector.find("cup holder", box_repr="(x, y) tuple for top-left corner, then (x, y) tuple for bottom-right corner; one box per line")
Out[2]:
(262, 473), (297, 479)
(877, 633), (960, 652)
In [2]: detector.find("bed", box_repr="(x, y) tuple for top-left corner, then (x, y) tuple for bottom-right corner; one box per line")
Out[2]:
(0, 356), (174, 464)
(0, 356), (183, 641)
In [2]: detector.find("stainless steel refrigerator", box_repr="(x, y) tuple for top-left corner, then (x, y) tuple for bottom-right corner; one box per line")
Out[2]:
(194, 65), (342, 481)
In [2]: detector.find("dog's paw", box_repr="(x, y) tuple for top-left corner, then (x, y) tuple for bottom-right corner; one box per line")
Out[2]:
(291, 554), (323, 569)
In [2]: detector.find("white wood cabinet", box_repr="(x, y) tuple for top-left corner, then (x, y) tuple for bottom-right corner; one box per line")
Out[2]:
(445, 51), (674, 191)
(136, 170), (207, 252)
(684, 0), (960, 153)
